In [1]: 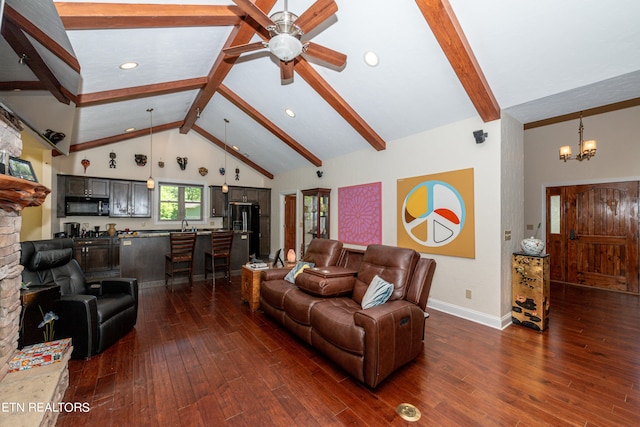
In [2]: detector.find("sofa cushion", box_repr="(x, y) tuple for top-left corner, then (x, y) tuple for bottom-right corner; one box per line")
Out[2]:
(310, 298), (365, 356)
(302, 238), (343, 266)
(283, 288), (327, 326)
(284, 261), (314, 283)
(351, 245), (420, 305)
(96, 294), (136, 324)
(261, 279), (296, 310)
(361, 275), (394, 309)
(28, 248), (73, 271)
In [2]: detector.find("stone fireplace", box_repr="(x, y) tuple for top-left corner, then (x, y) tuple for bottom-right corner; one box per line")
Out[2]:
(0, 107), (67, 427)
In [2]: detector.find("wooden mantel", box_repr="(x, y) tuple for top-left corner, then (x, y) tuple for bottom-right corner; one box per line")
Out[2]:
(0, 174), (51, 212)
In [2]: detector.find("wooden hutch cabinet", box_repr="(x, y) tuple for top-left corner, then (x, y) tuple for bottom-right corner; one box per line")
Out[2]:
(302, 188), (330, 257)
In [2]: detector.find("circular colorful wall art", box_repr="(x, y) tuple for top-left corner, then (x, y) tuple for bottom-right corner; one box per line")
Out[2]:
(402, 180), (465, 247)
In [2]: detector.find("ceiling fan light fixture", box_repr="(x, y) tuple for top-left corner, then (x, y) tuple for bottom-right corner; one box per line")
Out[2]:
(269, 33), (303, 62)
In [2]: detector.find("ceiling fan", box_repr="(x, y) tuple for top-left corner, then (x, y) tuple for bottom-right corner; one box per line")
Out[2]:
(223, 0), (347, 81)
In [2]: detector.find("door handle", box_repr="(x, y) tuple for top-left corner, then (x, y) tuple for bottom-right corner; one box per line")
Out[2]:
(569, 229), (576, 240)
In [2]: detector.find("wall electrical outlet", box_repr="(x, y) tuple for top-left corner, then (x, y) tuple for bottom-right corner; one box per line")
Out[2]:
(465, 289), (472, 299)
(504, 230), (511, 241)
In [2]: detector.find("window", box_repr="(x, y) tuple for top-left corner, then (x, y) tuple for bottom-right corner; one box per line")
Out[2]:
(158, 182), (204, 222)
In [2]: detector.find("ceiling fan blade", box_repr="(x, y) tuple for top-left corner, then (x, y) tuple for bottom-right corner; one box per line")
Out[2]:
(304, 42), (346, 67)
(280, 60), (294, 81)
(295, 0), (338, 34)
(223, 41), (267, 56)
(232, 0), (275, 30)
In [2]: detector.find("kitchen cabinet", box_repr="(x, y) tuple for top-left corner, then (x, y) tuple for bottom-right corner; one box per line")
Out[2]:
(209, 185), (227, 217)
(65, 176), (110, 198)
(302, 188), (330, 257)
(228, 186), (259, 203)
(258, 188), (271, 258)
(73, 238), (117, 277)
(110, 180), (151, 217)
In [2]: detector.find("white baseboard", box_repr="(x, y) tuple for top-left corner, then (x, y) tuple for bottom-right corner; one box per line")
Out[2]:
(427, 298), (513, 330)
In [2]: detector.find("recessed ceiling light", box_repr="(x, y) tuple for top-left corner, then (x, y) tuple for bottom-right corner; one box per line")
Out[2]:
(124, 127), (136, 132)
(119, 62), (138, 70)
(285, 108), (296, 118)
(364, 51), (379, 67)
(232, 145), (239, 151)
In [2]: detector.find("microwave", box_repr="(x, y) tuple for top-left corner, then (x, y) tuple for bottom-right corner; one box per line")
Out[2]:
(65, 197), (110, 216)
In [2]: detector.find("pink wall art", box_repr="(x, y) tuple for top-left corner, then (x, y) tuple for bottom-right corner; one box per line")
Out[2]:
(338, 182), (382, 246)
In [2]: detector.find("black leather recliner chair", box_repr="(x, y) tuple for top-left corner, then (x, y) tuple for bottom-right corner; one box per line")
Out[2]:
(20, 238), (138, 359)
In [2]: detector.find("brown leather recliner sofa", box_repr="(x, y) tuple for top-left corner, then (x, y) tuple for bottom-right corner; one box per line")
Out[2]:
(260, 239), (436, 388)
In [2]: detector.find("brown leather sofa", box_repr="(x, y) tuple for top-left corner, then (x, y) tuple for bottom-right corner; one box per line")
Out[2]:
(260, 240), (436, 388)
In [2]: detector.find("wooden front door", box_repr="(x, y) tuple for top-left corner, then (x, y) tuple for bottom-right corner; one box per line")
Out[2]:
(284, 194), (296, 256)
(547, 181), (639, 294)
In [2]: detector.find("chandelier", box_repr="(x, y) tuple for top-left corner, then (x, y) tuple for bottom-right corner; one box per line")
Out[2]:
(559, 112), (597, 162)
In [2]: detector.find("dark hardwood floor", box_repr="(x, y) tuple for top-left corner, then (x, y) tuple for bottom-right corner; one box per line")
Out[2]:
(58, 278), (640, 426)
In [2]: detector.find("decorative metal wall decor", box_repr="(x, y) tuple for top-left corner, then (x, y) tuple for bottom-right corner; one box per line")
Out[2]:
(177, 157), (188, 170)
(198, 167), (208, 176)
(134, 154), (147, 166)
(81, 158), (90, 173)
(109, 151), (117, 168)
(235, 167), (240, 181)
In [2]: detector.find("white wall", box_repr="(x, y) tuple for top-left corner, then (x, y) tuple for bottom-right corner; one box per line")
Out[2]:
(500, 113), (525, 321)
(270, 116), (509, 326)
(52, 128), (268, 233)
(524, 105), (640, 236)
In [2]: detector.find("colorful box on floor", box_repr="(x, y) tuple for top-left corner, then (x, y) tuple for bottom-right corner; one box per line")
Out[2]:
(8, 338), (72, 372)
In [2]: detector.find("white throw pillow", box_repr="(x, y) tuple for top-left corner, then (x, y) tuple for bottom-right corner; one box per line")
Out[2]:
(361, 275), (394, 309)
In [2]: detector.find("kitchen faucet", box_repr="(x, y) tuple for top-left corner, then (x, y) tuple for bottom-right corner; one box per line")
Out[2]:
(181, 218), (189, 232)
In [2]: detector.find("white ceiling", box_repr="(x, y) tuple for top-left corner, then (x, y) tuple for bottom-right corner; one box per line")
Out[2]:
(2, 0), (640, 177)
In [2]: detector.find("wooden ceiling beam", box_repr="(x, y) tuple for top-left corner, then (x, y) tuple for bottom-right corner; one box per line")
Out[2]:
(193, 125), (274, 180)
(416, 0), (500, 122)
(295, 58), (386, 151)
(0, 81), (47, 91)
(54, 121), (183, 156)
(1, 19), (70, 104)
(4, 4), (80, 73)
(524, 97), (640, 129)
(76, 77), (208, 107)
(218, 84), (323, 167)
(180, 0), (278, 134)
(55, 3), (242, 29)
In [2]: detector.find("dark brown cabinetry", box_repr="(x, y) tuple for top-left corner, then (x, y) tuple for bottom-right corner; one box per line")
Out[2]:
(228, 186), (259, 203)
(258, 188), (271, 258)
(65, 176), (110, 198)
(73, 237), (119, 278)
(209, 185), (227, 217)
(109, 180), (151, 218)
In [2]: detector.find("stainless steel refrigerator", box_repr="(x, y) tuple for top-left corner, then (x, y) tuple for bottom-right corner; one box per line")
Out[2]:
(228, 202), (260, 258)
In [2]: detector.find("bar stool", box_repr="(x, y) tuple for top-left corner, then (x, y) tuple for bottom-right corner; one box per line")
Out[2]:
(165, 232), (197, 291)
(204, 231), (234, 284)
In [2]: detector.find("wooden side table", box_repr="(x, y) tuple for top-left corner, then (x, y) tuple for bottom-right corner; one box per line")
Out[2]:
(241, 265), (266, 312)
(19, 285), (61, 348)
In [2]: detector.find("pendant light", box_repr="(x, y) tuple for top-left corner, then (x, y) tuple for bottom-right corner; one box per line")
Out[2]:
(222, 118), (229, 193)
(146, 108), (155, 190)
(559, 112), (597, 162)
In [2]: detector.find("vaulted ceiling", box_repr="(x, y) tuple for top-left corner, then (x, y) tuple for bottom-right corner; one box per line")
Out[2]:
(2, 0), (640, 179)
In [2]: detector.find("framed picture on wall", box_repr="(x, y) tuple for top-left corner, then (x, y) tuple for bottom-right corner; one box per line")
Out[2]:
(8, 157), (38, 182)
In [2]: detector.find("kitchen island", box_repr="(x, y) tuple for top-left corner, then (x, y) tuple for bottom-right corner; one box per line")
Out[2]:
(119, 230), (250, 287)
